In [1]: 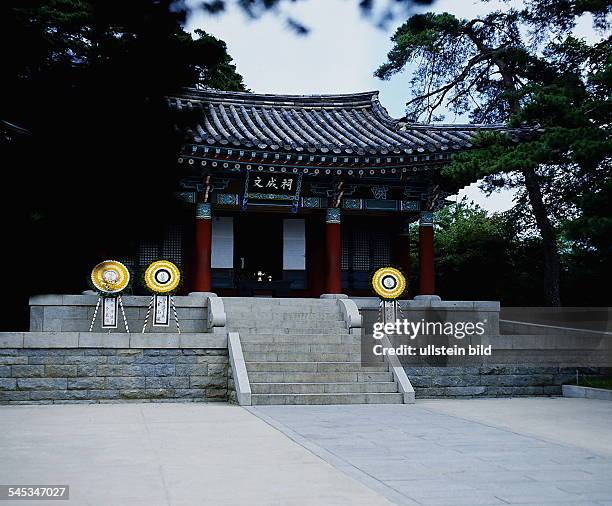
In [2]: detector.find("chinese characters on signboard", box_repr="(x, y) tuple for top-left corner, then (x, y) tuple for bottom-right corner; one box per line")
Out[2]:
(247, 173), (298, 198)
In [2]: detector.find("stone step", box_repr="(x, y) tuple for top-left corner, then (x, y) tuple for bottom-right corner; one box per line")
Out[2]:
(251, 382), (398, 394)
(229, 326), (350, 335)
(223, 300), (338, 311)
(228, 320), (347, 329)
(251, 392), (403, 405)
(229, 312), (343, 320)
(241, 343), (362, 353)
(223, 297), (337, 304)
(227, 315), (341, 323)
(243, 351), (363, 362)
(238, 334), (360, 344)
(245, 361), (388, 373)
(224, 308), (341, 316)
(247, 371), (393, 383)
(226, 313), (342, 322)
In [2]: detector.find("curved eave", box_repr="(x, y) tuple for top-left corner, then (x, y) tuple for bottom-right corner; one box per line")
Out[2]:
(169, 89), (536, 159)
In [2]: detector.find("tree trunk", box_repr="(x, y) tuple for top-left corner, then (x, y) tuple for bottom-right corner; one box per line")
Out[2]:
(476, 27), (562, 307)
(522, 167), (561, 306)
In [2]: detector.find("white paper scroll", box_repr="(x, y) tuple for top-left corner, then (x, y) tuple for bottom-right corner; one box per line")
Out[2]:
(283, 219), (306, 270)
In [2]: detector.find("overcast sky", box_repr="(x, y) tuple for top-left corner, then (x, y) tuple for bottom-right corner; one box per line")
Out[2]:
(186, 0), (599, 212)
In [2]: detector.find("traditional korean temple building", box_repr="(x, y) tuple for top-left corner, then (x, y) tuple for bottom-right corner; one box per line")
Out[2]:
(154, 88), (532, 298)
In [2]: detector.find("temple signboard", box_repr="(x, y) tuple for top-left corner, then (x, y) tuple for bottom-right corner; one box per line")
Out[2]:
(247, 173), (299, 200)
(243, 171), (302, 212)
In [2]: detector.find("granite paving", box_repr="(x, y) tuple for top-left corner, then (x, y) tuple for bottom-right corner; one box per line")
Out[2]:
(252, 398), (612, 506)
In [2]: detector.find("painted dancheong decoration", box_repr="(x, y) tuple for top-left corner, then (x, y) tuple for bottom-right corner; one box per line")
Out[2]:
(372, 266), (407, 325)
(142, 260), (182, 334)
(89, 260), (131, 333)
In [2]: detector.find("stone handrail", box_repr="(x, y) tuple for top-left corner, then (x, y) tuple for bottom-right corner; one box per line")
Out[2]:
(228, 332), (251, 406)
(337, 298), (362, 332)
(188, 292), (226, 330)
(207, 295), (227, 329)
(381, 333), (415, 404)
(500, 319), (612, 337)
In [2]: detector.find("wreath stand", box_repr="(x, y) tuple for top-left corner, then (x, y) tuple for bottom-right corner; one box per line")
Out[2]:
(142, 294), (180, 334)
(379, 299), (399, 326)
(89, 294), (130, 333)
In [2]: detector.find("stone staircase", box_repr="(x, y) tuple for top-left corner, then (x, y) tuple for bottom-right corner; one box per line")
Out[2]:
(223, 297), (404, 405)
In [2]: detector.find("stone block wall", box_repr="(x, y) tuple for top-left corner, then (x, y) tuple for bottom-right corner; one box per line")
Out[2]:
(0, 348), (228, 404)
(406, 366), (612, 398)
(0, 328), (229, 405)
(358, 302), (612, 398)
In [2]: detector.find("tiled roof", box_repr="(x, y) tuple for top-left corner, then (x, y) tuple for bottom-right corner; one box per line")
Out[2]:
(1, 120), (30, 144)
(168, 89), (524, 156)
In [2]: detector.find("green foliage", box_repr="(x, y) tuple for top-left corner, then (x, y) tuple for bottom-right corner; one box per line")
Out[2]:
(376, 10), (528, 122)
(520, 0), (612, 35)
(415, 199), (610, 305)
(572, 376), (612, 390)
(415, 200), (545, 304)
(433, 202), (512, 301)
(0, 0), (246, 328)
(377, 1), (611, 305)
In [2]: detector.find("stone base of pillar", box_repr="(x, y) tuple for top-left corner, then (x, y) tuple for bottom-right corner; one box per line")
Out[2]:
(413, 295), (442, 302)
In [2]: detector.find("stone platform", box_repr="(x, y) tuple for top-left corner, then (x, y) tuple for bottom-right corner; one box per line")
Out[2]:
(0, 294), (609, 404)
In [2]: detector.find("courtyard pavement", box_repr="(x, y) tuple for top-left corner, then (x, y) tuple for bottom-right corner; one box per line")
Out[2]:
(0, 403), (390, 506)
(0, 398), (611, 505)
(252, 398), (612, 506)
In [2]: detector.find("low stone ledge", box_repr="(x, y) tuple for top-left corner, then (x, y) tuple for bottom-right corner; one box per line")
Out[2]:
(351, 297), (500, 311)
(562, 384), (612, 401)
(79, 333), (130, 348)
(179, 334), (227, 349)
(0, 333), (24, 347)
(0, 332), (227, 349)
(24, 332), (79, 348)
(29, 293), (214, 333)
(129, 334), (180, 349)
(30, 294), (209, 308)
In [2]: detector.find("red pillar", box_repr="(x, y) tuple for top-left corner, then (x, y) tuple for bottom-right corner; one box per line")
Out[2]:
(194, 201), (212, 292)
(325, 208), (342, 294)
(394, 220), (411, 296)
(419, 212), (435, 295)
(308, 217), (326, 297)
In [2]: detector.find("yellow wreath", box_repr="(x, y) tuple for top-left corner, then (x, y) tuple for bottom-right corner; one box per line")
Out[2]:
(144, 260), (181, 294)
(372, 267), (407, 300)
(91, 260), (131, 294)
